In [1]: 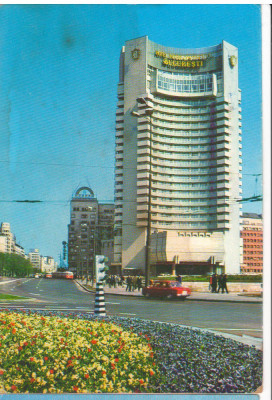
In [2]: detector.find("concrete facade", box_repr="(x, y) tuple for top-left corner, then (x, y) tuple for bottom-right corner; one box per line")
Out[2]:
(114, 37), (242, 275)
(40, 256), (57, 273)
(28, 249), (41, 269)
(68, 187), (114, 277)
(241, 213), (263, 273)
(0, 222), (25, 256)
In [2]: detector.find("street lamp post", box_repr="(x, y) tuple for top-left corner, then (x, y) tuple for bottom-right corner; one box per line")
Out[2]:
(132, 97), (154, 287)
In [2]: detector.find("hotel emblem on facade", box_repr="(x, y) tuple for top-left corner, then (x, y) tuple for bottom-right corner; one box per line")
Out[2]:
(131, 48), (141, 60)
(229, 55), (237, 67)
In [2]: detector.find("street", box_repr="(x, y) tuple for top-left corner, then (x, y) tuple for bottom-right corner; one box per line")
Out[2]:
(0, 277), (263, 339)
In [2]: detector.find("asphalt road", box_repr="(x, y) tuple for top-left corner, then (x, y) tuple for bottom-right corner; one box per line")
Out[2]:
(0, 277), (263, 339)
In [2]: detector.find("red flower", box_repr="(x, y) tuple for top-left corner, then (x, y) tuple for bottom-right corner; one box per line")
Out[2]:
(91, 339), (97, 345)
(0, 370), (4, 375)
(23, 342), (28, 346)
(16, 367), (20, 371)
(71, 356), (75, 359)
(12, 328), (16, 334)
(73, 386), (78, 392)
(30, 378), (35, 383)
(102, 370), (106, 375)
(111, 364), (115, 370)
(18, 346), (23, 351)
(11, 385), (17, 391)
(150, 352), (154, 357)
(84, 373), (89, 379)
(30, 357), (34, 362)
(87, 348), (92, 352)
(115, 358), (119, 362)
(152, 362), (156, 366)
(149, 370), (155, 376)
(139, 379), (144, 385)
(44, 356), (48, 361)
(50, 369), (54, 374)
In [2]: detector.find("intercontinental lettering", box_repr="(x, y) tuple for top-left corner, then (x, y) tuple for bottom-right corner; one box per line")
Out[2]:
(155, 50), (209, 60)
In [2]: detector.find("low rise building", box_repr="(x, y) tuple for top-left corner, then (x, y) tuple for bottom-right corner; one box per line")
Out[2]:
(240, 213), (263, 273)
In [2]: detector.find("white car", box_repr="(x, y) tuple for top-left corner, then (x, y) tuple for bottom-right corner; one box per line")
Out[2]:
(34, 274), (40, 278)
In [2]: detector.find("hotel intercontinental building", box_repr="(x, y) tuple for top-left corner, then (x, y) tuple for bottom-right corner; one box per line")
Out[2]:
(114, 36), (242, 275)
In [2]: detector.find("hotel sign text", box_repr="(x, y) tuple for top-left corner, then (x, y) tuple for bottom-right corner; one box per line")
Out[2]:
(155, 50), (209, 68)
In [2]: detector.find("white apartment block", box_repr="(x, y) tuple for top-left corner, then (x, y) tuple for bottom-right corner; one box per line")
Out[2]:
(28, 249), (41, 269)
(114, 37), (242, 275)
(40, 256), (57, 273)
(0, 223), (15, 253)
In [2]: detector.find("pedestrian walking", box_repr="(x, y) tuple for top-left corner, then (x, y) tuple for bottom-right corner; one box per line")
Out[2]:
(132, 276), (137, 291)
(217, 274), (224, 293)
(211, 273), (218, 293)
(209, 275), (212, 292)
(222, 274), (229, 293)
(126, 276), (132, 292)
(176, 274), (182, 286)
(136, 276), (142, 291)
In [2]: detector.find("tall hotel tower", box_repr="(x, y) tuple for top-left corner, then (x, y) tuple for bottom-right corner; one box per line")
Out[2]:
(114, 37), (242, 275)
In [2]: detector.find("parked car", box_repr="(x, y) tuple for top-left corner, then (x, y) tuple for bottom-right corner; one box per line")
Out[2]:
(45, 273), (52, 278)
(142, 280), (191, 300)
(34, 274), (40, 278)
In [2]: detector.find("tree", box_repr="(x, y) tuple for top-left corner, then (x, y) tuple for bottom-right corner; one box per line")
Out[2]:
(0, 252), (33, 277)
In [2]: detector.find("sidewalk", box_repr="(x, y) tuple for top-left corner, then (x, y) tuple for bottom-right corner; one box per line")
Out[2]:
(75, 280), (262, 303)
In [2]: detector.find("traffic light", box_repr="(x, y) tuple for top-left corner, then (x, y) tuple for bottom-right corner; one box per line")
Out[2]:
(95, 255), (109, 283)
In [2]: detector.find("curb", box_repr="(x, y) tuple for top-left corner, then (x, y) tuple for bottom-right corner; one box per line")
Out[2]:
(74, 281), (262, 304)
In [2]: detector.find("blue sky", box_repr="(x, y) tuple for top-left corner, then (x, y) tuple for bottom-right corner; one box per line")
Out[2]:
(0, 4), (262, 261)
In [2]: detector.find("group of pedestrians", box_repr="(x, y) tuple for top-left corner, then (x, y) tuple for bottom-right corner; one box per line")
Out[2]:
(209, 273), (228, 293)
(125, 276), (142, 292)
(106, 274), (125, 288)
(105, 274), (143, 292)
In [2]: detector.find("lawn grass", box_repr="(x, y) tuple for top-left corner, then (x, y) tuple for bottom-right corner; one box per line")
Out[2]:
(0, 293), (30, 301)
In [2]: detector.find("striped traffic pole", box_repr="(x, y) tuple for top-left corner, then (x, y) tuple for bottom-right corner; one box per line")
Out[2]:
(94, 281), (106, 316)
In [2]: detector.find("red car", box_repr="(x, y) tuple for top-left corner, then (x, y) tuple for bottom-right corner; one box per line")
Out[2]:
(142, 280), (191, 300)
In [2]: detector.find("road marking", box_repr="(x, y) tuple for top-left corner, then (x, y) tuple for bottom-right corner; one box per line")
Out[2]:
(118, 312), (136, 316)
(0, 279), (22, 285)
(90, 301), (120, 305)
(28, 293), (41, 296)
(215, 328), (262, 332)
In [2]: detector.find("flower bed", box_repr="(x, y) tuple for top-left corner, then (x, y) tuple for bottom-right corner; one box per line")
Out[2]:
(0, 310), (158, 394)
(0, 309), (263, 394)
